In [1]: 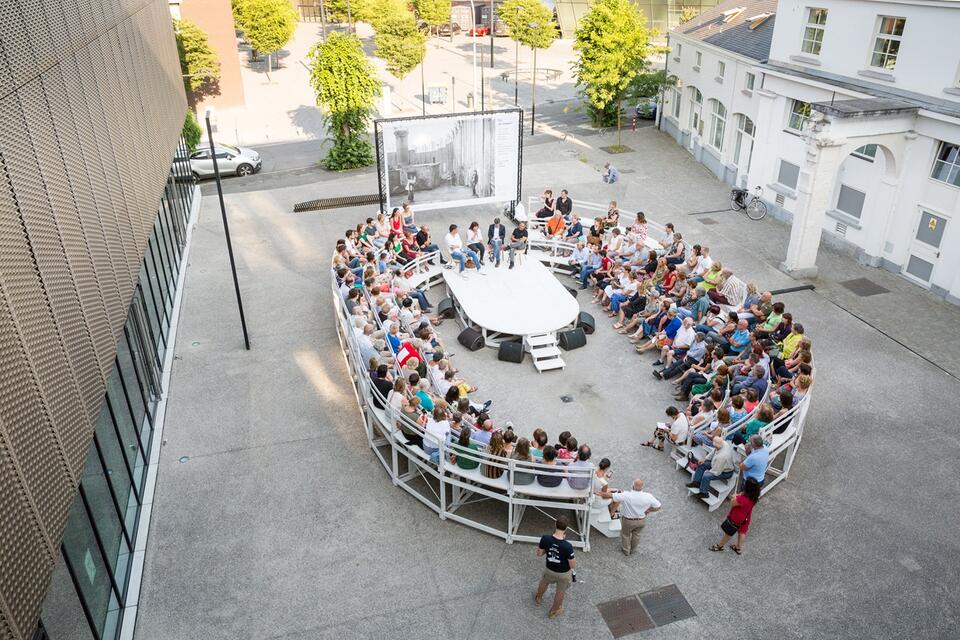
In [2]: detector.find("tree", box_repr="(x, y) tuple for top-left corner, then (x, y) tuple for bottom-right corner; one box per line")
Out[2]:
(572, 0), (655, 146)
(373, 8), (427, 79)
(414, 0), (451, 33)
(242, 0), (298, 71)
(182, 110), (203, 152)
(498, 0), (556, 133)
(679, 5), (699, 24)
(232, 0), (251, 33)
(308, 32), (382, 170)
(628, 70), (678, 99)
(174, 19), (221, 107)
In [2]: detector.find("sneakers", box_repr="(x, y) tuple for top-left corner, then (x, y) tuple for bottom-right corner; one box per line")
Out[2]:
(482, 400), (493, 412)
(652, 370), (663, 380)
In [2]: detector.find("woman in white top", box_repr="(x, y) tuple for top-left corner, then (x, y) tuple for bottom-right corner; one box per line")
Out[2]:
(374, 212), (390, 245)
(466, 221), (486, 264)
(593, 458), (620, 518)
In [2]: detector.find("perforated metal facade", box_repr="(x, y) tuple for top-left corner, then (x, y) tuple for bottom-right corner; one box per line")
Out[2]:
(0, 1), (186, 638)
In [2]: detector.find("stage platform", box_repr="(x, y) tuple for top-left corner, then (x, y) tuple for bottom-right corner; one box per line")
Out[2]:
(442, 258), (580, 359)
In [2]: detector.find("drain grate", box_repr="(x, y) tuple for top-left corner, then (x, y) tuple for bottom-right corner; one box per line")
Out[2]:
(293, 193), (381, 213)
(840, 277), (889, 297)
(597, 584), (695, 637)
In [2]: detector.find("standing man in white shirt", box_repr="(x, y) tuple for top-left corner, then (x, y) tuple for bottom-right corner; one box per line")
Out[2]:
(444, 224), (482, 275)
(601, 479), (661, 556)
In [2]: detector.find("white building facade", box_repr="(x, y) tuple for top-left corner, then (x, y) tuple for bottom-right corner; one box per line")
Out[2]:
(661, 0), (960, 303)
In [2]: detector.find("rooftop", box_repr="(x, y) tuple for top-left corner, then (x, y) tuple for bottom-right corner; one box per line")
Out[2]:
(671, 0), (778, 61)
(812, 97), (919, 119)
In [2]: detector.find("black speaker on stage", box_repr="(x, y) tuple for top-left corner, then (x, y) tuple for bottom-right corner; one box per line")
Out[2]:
(437, 297), (456, 319)
(558, 328), (587, 351)
(578, 311), (596, 335)
(564, 284), (579, 299)
(457, 327), (485, 351)
(498, 340), (525, 363)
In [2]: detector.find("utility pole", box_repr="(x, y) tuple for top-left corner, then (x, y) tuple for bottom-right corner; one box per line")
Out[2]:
(489, 0), (495, 67)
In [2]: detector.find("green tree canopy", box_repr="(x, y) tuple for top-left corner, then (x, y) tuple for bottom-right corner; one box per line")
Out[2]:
(572, 0), (654, 127)
(373, 8), (427, 78)
(628, 70), (678, 99)
(679, 5), (699, 24)
(174, 19), (221, 96)
(242, 0), (298, 56)
(414, 0), (451, 29)
(232, 0), (251, 33)
(182, 110), (203, 151)
(308, 32), (382, 169)
(498, 0), (557, 49)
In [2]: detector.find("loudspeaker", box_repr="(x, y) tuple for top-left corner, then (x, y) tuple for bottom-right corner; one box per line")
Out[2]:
(437, 297), (456, 319)
(564, 284), (578, 299)
(498, 340), (525, 363)
(558, 328), (587, 351)
(578, 311), (596, 335)
(457, 327), (485, 351)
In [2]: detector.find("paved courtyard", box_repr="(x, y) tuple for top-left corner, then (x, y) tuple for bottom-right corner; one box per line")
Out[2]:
(135, 126), (960, 639)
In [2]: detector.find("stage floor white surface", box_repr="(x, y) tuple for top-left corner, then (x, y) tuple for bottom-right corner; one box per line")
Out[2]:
(442, 258), (580, 336)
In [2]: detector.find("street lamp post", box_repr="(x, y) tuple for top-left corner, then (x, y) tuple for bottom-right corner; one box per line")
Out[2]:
(514, 6), (522, 106)
(420, 61), (426, 116)
(319, 0), (327, 38)
(469, 0), (479, 111)
(529, 21), (538, 136)
(489, 0), (495, 68)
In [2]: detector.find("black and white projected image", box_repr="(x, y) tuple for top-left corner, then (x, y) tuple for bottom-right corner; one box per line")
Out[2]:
(382, 114), (497, 209)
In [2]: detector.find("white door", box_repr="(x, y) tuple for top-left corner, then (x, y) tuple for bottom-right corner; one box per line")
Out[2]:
(902, 210), (948, 285)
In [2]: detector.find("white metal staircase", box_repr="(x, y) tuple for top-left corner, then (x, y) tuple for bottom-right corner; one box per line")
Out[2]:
(589, 503), (622, 537)
(524, 332), (565, 372)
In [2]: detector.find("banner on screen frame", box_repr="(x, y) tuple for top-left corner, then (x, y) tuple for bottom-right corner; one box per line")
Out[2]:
(375, 109), (522, 213)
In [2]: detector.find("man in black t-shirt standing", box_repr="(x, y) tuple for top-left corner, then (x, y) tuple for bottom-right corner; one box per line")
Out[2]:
(507, 222), (528, 269)
(534, 516), (576, 618)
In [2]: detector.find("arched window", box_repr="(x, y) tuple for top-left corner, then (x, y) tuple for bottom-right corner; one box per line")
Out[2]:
(733, 114), (755, 170)
(709, 100), (727, 151)
(688, 87), (703, 135)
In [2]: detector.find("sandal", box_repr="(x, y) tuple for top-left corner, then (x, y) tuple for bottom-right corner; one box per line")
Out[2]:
(709, 544), (724, 552)
(640, 441), (655, 448)
(730, 546), (742, 555)
(613, 323), (623, 329)
(655, 446), (664, 451)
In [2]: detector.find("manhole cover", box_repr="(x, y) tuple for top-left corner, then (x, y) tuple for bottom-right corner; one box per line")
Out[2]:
(560, 395), (574, 403)
(597, 595), (655, 638)
(840, 277), (889, 297)
(639, 584), (696, 627)
(698, 217), (718, 225)
(596, 585), (696, 637)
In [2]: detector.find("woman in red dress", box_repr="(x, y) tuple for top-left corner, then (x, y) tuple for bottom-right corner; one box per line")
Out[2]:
(710, 478), (761, 555)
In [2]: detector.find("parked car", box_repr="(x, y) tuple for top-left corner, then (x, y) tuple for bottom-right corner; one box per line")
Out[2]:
(437, 22), (461, 36)
(467, 25), (489, 37)
(189, 143), (262, 180)
(635, 96), (658, 120)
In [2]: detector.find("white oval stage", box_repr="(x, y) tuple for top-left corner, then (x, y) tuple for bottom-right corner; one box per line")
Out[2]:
(442, 257), (580, 341)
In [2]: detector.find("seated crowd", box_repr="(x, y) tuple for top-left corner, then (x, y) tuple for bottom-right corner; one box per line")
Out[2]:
(334, 188), (814, 508)
(333, 203), (615, 500)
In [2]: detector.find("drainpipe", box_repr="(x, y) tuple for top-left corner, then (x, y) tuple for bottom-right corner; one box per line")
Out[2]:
(658, 33), (670, 131)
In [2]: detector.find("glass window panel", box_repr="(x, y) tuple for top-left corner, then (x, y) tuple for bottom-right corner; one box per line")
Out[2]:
(116, 331), (150, 440)
(80, 439), (132, 591)
(101, 377), (145, 525)
(836, 185), (866, 218)
(778, 160), (800, 189)
(42, 552), (98, 640)
(150, 225), (173, 315)
(138, 265), (165, 358)
(61, 497), (121, 639)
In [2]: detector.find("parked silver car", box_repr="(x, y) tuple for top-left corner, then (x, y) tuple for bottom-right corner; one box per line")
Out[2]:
(189, 143), (262, 180)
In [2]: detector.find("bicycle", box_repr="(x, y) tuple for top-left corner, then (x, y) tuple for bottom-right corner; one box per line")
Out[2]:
(730, 186), (768, 221)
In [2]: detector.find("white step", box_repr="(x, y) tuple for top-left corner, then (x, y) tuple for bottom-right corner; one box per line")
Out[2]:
(526, 333), (556, 347)
(534, 357), (565, 372)
(531, 345), (562, 358)
(589, 508), (622, 537)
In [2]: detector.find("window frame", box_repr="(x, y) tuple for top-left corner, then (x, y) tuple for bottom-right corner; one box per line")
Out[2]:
(870, 15), (906, 71)
(930, 140), (960, 188)
(688, 87), (703, 135)
(776, 159), (801, 191)
(671, 87), (681, 119)
(709, 100), (727, 151)
(851, 144), (878, 162)
(744, 72), (755, 92)
(835, 184), (867, 219)
(787, 99), (812, 132)
(717, 60), (726, 80)
(801, 7), (828, 56)
(694, 50), (702, 69)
